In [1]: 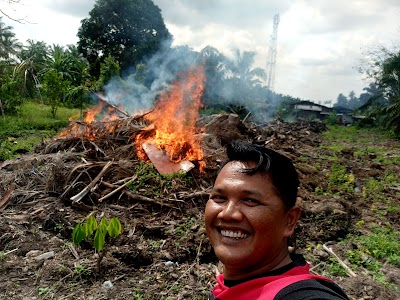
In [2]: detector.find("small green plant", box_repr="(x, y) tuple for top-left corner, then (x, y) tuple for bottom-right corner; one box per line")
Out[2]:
(38, 287), (50, 296)
(326, 258), (347, 277)
(73, 264), (92, 277)
(128, 161), (192, 197)
(72, 215), (122, 272)
(355, 227), (400, 267)
(327, 164), (355, 194)
(132, 286), (144, 300)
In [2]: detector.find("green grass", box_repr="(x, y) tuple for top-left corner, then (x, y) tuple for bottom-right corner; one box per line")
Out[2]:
(318, 125), (400, 294)
(0, 101), (81, 160)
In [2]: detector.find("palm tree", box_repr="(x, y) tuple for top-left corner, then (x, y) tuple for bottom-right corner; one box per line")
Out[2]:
(225, 50), (265, 87)
(198, 46), (229, 107)
(361, 49), (400, 135)
(222, 50), (266, 117)
(0, 17), (21, 61)
(14, 40), (49, 98)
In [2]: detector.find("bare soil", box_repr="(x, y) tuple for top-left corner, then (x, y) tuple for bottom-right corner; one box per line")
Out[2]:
(0, 114), (399, 300)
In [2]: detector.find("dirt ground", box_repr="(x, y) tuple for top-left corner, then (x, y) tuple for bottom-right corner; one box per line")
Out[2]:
(0, 114), (399, 300)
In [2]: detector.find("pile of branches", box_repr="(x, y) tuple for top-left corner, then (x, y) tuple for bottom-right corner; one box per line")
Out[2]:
(0, 114), (326, 211)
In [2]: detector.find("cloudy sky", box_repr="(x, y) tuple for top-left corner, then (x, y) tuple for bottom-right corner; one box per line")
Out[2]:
(3, 0), (400, 103)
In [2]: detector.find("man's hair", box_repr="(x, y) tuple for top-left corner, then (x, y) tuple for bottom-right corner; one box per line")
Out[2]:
(221, 140), (299, 210)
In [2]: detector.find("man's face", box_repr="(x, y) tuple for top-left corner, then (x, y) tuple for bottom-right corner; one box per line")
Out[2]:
(205, 161), (298, 278)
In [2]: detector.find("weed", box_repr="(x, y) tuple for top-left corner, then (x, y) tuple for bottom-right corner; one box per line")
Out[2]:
(355, 227), (400, 267)
(73, 264), (92, 277)
(327, 164), (354, 194)
(174, 217), (196, 237)
(132, 286), (144, 300)
(149, 240), (162, 251)
(326, 258), (347, 277)
(38, 287), (50, 295)
(128, 161), (192, 197)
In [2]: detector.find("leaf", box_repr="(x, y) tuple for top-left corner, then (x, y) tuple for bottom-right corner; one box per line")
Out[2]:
(108, 217), (122, 238)
(72, 224), (85, 245)
(84, 215), (98, 238)
(93, 228), (105, 252)
(99, 216), (109, 230)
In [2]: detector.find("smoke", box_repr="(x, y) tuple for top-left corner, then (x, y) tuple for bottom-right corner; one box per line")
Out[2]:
(102, 42), (285, 123)
(102, 41), (198, 115)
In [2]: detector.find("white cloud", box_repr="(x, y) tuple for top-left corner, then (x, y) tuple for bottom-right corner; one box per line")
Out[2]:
(2, 0), (399, 102)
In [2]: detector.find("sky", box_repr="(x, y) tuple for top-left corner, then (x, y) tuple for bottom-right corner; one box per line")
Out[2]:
(2, 0), (400, 104)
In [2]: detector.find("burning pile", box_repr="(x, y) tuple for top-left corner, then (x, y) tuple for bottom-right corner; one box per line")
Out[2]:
(134, 66), (206, 173)
(58, 66), (206, 174)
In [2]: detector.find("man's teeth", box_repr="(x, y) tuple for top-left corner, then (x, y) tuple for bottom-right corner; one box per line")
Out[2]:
(221, 230), (249, 239)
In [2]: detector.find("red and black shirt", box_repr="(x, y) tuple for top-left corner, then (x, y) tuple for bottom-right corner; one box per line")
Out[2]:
(209, 254), (349, 300)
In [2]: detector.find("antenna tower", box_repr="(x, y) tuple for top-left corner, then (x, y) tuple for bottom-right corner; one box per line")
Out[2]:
(265, 14), (280, 91)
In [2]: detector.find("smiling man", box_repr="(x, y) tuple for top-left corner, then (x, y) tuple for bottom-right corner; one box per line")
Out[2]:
(205, 140), (349, 300)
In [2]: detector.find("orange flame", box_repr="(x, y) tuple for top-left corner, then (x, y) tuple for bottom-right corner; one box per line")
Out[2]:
(134, 65), (206, 171)
(58, 102), (121, 140)
(57, 66), (207, 171)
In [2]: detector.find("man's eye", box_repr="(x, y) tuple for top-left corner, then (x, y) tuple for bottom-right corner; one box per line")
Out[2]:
(210, 195), (226, 203)
(243, 198), (261, 206)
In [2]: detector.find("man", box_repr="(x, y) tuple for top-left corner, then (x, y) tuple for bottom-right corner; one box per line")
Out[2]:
(205, 140), (349, 299)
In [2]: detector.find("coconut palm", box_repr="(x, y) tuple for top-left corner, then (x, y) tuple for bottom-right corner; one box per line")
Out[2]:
(225, 49), (265, 87)
(0, 17), (21, 61)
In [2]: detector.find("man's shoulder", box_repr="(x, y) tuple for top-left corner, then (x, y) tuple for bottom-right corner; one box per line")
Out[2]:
(274, 278), (349, 300)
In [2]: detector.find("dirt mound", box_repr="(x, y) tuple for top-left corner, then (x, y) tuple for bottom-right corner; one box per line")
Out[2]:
(0, 114), (398, 299)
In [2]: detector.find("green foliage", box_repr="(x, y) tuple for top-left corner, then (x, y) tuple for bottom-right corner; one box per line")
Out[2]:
(96, 54), (121, 90)
(324, 112), (339, 125)
(326, 257), (348, 277)
(42, 69), (71, 117)
(73, 264), (92, 277)
(132, 286), (144, 300)
(38, 287), (50, 296)
(0, 68), (23, 114)
(0, 17), (22, 60)
(174, 217), (196, 237)
(360, 47), (400, 136)
(0, 101), (80, 160)
(327, 164), (355, 194)
(72, 215), (122, 272)
(72, 215), (122, 252)
(133, 63), (147, 84)
(127, 162), (192, 197)
(77, 0), (172, 76)
(355, 227), (400, 267)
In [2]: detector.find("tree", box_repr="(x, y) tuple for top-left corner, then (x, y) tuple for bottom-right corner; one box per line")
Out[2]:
(15, 40), (49, 98)
(378, 50), (400, 134)
(347, 90), (359, 109)
(77, 0), (172, 77)
(225, 50), (265, 87)
(198, 46), (228, 108)
(0, 17), (21, 61)
(334, 93), (348, 108)
(42, 69), (70, 117)
(96, 54), (121, 91)
(222, 50), (266, 117)
(360, 46), (400, 135)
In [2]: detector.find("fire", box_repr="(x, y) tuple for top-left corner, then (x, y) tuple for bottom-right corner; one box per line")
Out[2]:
(58, 65), (207, 172)
(134, 65), (206, 171)
(58, 102), (120, 139)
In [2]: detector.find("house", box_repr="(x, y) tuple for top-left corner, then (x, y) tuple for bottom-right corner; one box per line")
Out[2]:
(290, 101), (359, 124)
(290, 100), (333, 122)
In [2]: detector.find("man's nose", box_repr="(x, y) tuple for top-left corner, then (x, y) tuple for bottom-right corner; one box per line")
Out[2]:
(218, 200), (243, 221)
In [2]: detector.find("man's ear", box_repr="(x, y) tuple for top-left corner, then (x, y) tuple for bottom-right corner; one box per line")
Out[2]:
(284, 206), (301, 237)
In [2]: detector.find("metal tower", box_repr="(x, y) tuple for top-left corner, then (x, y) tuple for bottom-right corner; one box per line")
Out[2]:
(265, 14), (280, 91)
